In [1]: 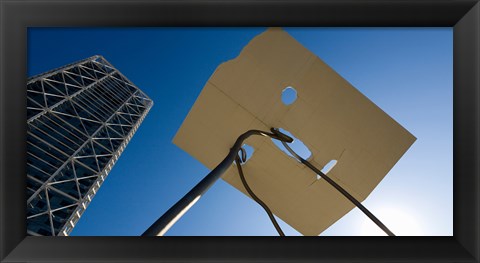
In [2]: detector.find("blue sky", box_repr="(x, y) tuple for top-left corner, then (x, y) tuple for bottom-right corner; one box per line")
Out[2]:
(28, 27), (452, 236)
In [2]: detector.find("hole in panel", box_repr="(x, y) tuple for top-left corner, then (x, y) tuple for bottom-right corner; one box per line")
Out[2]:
(271, 128), (312, 160)
(242, 144), (254, 164)
(321, 160), (337, 174)
(317, 159), (338, 180)
(281, 86), (297, 105)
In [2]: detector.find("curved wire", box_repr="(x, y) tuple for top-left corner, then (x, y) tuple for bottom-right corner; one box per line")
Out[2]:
(235, 151), (285, 236)
(279, 136), (395, 237)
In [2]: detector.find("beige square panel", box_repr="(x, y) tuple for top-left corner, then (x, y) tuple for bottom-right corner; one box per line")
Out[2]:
(173, 28), (416, 236)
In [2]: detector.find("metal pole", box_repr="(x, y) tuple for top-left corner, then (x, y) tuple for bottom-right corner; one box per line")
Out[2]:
(280, 140), (395, 236)
(142, 128), (292, 236)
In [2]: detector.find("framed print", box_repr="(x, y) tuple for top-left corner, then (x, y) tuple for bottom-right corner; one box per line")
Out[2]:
(1, 0), (479, 262)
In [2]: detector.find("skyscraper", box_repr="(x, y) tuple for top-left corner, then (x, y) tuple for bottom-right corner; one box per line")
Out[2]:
(26, 55), (153, 236)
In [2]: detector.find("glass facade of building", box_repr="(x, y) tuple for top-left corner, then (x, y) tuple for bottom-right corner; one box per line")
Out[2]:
(26, 55), (153, 236)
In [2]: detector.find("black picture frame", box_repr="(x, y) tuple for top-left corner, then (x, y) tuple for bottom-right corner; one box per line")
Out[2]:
(1, 0), (479, 262)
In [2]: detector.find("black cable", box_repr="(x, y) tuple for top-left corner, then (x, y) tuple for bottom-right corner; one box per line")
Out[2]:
(234, 153), (285, 236)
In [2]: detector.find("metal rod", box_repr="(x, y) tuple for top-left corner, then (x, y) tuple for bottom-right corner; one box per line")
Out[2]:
(280, 139), (395, 236)
(234, 153), (285, 236)
(142, 128), (293, 236)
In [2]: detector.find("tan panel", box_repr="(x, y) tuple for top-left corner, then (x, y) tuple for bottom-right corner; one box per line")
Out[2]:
(173, 28), (416, 235)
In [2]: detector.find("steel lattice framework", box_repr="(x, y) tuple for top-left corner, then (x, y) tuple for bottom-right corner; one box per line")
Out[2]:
(26, 55), (153, 236)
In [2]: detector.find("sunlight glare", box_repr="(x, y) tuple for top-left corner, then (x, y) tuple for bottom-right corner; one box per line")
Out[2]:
(360, 207), (423, 236)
